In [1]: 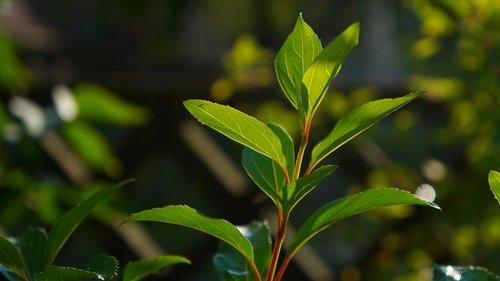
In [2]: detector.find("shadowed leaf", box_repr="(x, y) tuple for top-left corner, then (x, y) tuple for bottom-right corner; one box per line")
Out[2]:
(123, 255), (190, 281)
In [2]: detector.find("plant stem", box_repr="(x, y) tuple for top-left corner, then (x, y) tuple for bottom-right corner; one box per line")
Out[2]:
(292, 120), (311, 180)
(274, 255), (293, 281)
(265, 210), (289, 281)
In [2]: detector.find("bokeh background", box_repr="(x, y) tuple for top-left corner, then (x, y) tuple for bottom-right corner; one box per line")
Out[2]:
(1, 0), (499, 280)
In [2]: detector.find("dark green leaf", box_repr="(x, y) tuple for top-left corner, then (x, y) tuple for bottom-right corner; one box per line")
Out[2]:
(242, 147), (284, 207)
(302, 22), (359, 117)
(275, 14), (322, 109)
(287, 188), (440, 259)
(432, 264), (500, 281)
(125, 205), (255, 266)
(122, 255), (190, 281)
(0, 235), (28, 280)
(213, 222), (271, 281)
(309, 92), (421, 170)
(286, 165), (337, 212)
(85, 254), (118, 281)
(45, 179), (133, 266)
(34, 266), (103, 281)
(488, 170), (500, 205)
(184, 100), (287, 170)
(19, 228), (47, 279)
(268, 123), (295, 178)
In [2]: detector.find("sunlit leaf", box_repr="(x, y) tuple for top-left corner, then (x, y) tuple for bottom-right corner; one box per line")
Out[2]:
(122, 255), (190, 281)
(309, 92), (421, 170)
(286, 165), (337, 212)
(302, 22), (359, 117)
(74, 83), (150, 126)
(184, 100), (287, 170)
(268, 123), (295, 177)
(213, 222), (271, 281)
(45, 179), (133, 266)
(125, 205), (255, 267)
(0, 236), (28, 280)
(286, 188), (439, 259)
(85, 254), (118, 281)
(275, 14), (322, 109)
(432, 264), (500, 281)
(488, 170), (500, 205)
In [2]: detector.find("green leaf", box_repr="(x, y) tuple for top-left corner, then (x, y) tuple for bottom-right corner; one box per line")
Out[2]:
(275, 14), (322, 109)
(488, 170), (500, 205)
(184, 100), (287, 170)
(309, 92), (421, 170)
(286, 165), (337, 212)
(35, 266), (104, 281)
(0, 236), (28, 280)
(432, 264), (500, 281)
(122, 255), (190, 281)
(242, 147), (285, 207)
(74, 83), (150, 126)
(268, 123), (295, 177)
(45, 179), (133, 266)
(213, 222), (272, 281)
(85, 254), (118, 281)
(241, 123), (294, 207)
(287, 188), (439, 259)
(125, 205), (255, 266)
(302, 22), (359, 117)
(19, 228), (47, 279)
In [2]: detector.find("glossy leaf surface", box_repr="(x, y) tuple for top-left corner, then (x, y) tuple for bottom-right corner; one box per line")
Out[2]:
(123, 255), (190, 281)
(213, 222), (271, 281)
(488, 170), (500, 205)
(287, 188), (439, 259)
(302, 22), (359, 117)
(126, 205), (255, 265)
(268, 123), (295, 178)
(275, 14), (322, 109)
(184, 100), (286, 169)
(433, 264), (500, 281)
(45, 179), (132, 266)
(309, 92), (421, 169)
(0, 236), (27, 280)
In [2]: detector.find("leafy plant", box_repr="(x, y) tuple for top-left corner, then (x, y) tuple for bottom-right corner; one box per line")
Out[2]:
(0, 179), (189, 281)
(126, 14), (439, 281)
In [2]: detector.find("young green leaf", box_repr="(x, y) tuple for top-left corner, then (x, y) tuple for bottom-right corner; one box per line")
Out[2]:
(309, 92), (422, 171)
(302, 22), (359, 117)
(488, 170), (500, 205)
(85, 254), (118, 281)
(184, 100), (287, 170)
(0, 236), (28, 280)
(122, 255), (190, 281)
(45, 179), (133, 266)
(275, 14), (322, 109)
(286, 165), (337, 212)
(125, 205), (256, 273)
(286, 188), (439, 261)
(432, 264), (500, 281)
(34, 266), (106, 281)
(213, 223), (271, 281)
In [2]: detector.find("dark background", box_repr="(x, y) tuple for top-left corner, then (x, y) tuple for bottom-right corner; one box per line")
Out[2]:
(1, 0), (499, 280)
